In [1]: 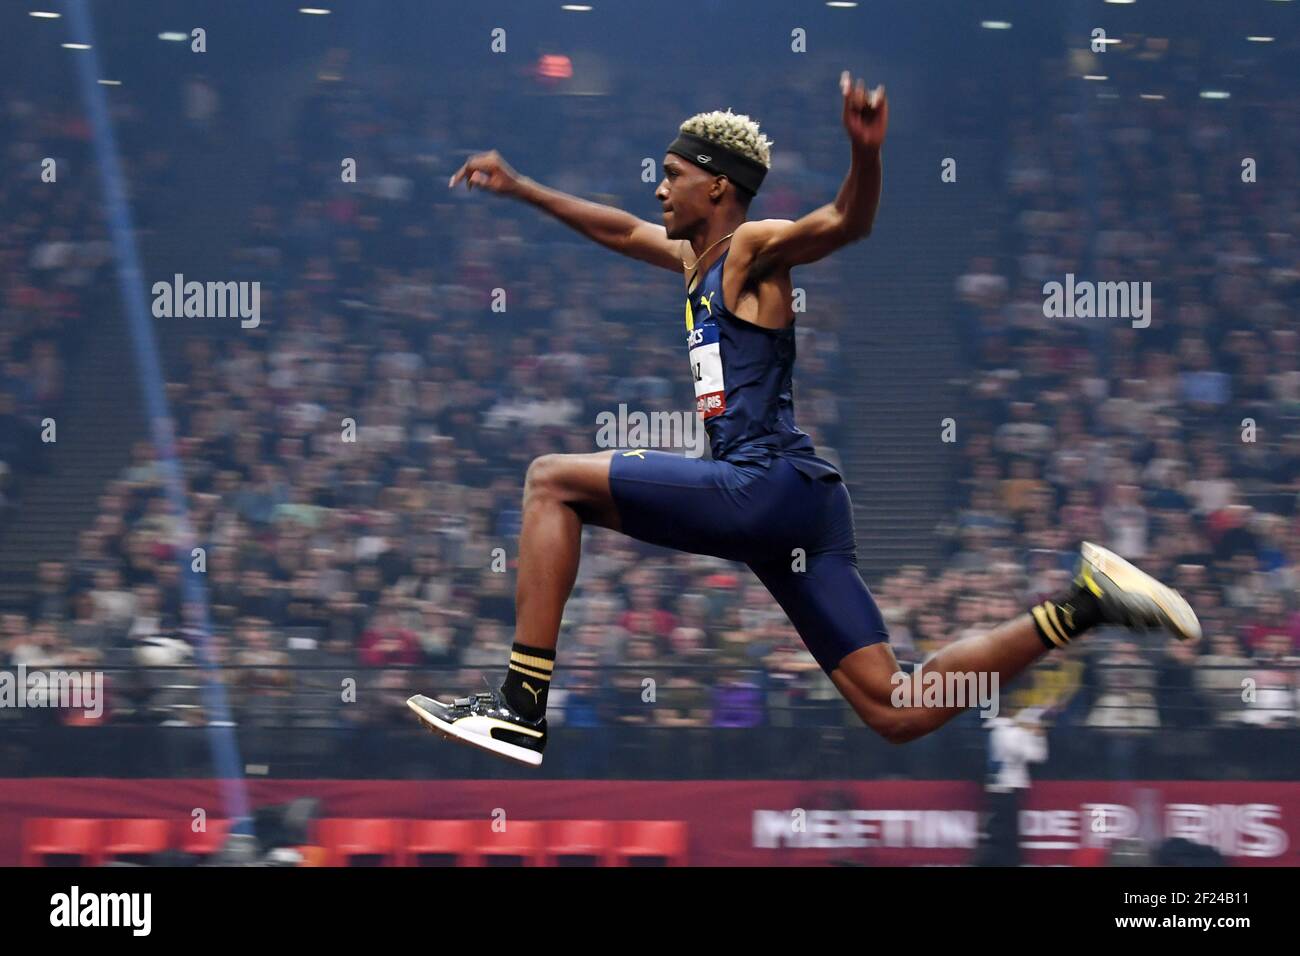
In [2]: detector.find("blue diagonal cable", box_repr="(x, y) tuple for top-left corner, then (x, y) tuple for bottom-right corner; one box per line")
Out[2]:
(64, 0), (254, 839)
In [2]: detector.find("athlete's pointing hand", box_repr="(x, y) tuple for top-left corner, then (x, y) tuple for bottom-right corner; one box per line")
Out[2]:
(449, 149), (525, 196)
(840, 70), (888, 152)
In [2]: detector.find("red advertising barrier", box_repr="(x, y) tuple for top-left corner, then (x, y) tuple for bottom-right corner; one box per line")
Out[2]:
(2, 779), (1296, 866)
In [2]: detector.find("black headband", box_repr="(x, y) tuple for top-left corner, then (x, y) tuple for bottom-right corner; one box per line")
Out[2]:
(666, 131), (768, 197)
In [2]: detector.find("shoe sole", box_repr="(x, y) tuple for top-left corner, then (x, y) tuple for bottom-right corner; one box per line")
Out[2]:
(406, 696), (544, 767)
(1081, 541), (1202, 642)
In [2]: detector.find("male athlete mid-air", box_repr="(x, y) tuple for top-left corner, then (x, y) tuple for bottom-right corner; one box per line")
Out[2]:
(408, 72), (1200, 766)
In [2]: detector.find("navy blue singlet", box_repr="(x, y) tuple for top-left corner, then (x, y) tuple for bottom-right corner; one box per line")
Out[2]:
(686, 249), (839, 477)
(606, 241), (889, 673)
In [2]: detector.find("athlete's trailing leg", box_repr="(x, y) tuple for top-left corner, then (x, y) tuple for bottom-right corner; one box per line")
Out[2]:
(829, 542), (1200, 744)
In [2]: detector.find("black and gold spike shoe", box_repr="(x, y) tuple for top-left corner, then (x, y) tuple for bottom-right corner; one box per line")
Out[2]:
(1077, 541), (1201, 642)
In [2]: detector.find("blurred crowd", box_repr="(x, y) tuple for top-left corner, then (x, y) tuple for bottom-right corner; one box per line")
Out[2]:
(930, 63), (1299, 739)
(4, 54), (1298, 754)
(0, 94), (104, 522)
(0, 88), (178, 523)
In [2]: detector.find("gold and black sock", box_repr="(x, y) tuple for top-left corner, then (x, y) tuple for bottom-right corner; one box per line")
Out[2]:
(1030, 584), (1103, 650)
(501, 642), (555, 721)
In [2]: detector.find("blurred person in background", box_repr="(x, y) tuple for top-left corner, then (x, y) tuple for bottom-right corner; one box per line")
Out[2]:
(1239, 632), (1298, 728)
(1155, 639), (1208, 730)
(359, 607), (420, 668)
(232, 617), (290, 725)
(1085, 640), (1160, 777)
(1195, 633), (1255, 727)
(977, 708), (1047, 867)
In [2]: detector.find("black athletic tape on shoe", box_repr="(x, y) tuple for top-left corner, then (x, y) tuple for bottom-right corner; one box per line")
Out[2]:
(666, 132), (768, 197)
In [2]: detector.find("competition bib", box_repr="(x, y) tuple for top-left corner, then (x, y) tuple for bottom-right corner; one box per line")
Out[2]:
(686, 294), (726, 419)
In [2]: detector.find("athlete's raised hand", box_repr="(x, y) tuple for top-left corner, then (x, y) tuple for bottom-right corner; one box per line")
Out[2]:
(840, 70), (888, 152)
(448, 149), (525, 196)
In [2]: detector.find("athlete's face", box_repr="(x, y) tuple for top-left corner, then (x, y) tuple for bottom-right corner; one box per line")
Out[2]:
(656, 154), (719, 240)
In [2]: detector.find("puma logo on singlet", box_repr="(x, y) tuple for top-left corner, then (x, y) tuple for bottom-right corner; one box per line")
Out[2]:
(699, 291), (714, 317)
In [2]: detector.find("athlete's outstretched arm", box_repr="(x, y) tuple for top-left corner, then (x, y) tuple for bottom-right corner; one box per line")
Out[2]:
(740, 71), (887, 274)
(449, 150), (683, 272)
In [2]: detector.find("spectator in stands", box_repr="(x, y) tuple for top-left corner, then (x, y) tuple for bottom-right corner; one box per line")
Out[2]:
(1195, 633), (1254, 727)
(1238, 632), (1298, 728)
(1085, 640), (1159, 776)
(359, 608), (420, 669)
(233, 618), (290, 688)
(654, 672), (711, 728)
(27, 560), (71, 624)
(1155, 639), (1208, 729)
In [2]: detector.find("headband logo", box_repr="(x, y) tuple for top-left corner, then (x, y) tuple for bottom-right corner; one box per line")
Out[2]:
(697, 154), (711, 163)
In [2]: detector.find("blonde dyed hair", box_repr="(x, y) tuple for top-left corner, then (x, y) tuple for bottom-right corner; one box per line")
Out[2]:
(678, 108), (772, 169)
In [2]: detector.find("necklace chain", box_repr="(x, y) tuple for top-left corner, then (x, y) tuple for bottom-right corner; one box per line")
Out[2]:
(682, 231), (735, 282)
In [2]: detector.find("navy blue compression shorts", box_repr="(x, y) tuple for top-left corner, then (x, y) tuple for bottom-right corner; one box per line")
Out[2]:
(607, 449), (889, 674)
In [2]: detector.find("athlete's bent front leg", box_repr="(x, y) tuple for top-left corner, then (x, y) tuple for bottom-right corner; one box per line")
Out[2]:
(514, 451), (621, 652)
(831, 616), (1046, 744)
(405, 450), (623, 761)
